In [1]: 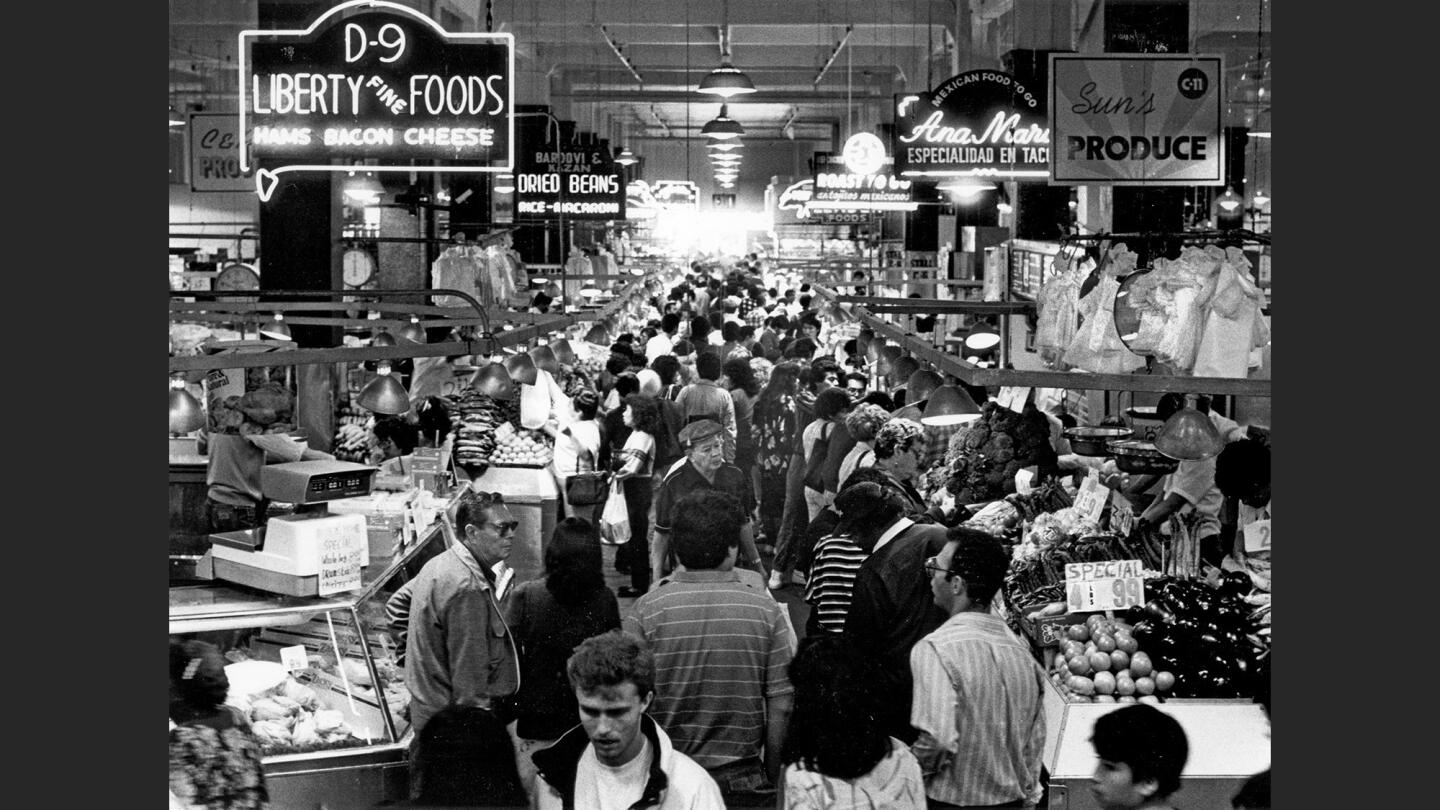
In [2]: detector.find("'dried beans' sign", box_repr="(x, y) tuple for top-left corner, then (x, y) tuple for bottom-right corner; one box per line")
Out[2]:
(238, 0), (513, 201)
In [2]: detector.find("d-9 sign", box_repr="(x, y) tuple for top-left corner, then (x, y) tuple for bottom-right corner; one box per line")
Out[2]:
(346, 22), (407, 63)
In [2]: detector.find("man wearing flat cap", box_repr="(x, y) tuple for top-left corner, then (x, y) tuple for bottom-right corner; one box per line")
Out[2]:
(836, 480), (950, 745)
(651, 419), (762, 584)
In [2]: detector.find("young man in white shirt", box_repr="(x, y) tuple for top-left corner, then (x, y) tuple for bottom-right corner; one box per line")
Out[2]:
(532, 630), (724, 810)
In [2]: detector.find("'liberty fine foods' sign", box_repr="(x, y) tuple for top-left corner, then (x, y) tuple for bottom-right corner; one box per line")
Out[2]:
(238, 0), (513, 201)
(892, 70), (1050, 179)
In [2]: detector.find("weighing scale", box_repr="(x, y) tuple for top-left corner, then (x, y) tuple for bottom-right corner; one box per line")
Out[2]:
(205, 460), (378, 597)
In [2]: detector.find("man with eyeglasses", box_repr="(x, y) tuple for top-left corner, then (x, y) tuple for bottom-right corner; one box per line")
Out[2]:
(911, 528), (1047, 808)
(387, 490), (522, 748)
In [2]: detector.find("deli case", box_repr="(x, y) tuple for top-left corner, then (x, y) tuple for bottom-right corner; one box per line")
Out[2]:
(169, 508), (453, 808)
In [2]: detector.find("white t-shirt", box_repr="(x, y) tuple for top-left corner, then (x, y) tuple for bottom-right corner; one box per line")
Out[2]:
(574, 736), (652, 810)
(646, 333), (675, 361)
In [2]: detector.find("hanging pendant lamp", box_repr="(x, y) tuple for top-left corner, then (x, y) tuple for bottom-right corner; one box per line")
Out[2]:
(614, 146), (638, 166)
(357, 361), (411, 415)
(701, 104), (745, 140)
(963, 320), (1001, 352)
(550, 338), (578, 365)
(698, 62), (757, 97)
(372, 327), (397, 347)
(259, 312), (293, 341)
(529, 344), (561, 376)
(473, 360), (517, 400)
(398, 315), (427, 344)
(707, 139), (744, 151)
(1154, 394), (1225, 461)
(922, 385), (984, 426)
(169, 375), (206, 434)
(503, 352), (539, 386)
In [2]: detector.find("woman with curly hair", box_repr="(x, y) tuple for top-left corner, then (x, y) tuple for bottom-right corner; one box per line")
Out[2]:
(872, 418), (928, 515)
(613, 393), (664, 597)
(753, 361), (803, 550)
(504, 518), (621, 803)
(779, 635), (924, 809)
(837, 403), (891, 488)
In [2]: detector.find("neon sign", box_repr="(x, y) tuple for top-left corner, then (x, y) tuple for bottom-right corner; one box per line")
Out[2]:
(808, 153), (916, 211)
(892, 70), (1050, 178)
(238, 0), (513, 201)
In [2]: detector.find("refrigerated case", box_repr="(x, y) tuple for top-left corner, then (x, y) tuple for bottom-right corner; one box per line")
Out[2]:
(169, 510), (452, 807)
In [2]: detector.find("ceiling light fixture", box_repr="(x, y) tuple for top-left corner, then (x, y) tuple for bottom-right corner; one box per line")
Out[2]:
(921, 385), (984, 426)
(707, 139), (744, 151)
(700, 104), (745, 139)
(614, 146), (638, 166)
(398, 315), (427, 344)
(344, 169), (383, 203)
(697, 0), (757, 98)
(937, 176), (997, 201)
(169, 375), (206, 434)
(258, 312), (293, 341)
(1217, 186), (1242, 212)
(357, 361), (412, 415)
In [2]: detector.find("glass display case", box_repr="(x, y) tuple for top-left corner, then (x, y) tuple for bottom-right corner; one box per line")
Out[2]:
(169, 510), (452, 807)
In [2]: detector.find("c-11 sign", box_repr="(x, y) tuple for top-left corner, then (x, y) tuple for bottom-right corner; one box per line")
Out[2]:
(238, 0), (513, 201)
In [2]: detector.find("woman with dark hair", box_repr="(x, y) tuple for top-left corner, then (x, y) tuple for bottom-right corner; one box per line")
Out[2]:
(408, 704), (529, 807)
(650, 354), (684, 400)
(169, 639), (270, 809)
(753, 361), (802, 550)
(504, 517), (621, 805)
(722, 356), (761, 505)
(779, 635), (924, 809)
(614, 393), (664, 597)
(552, 389), (606, 526)
(803, 388), (855, 521)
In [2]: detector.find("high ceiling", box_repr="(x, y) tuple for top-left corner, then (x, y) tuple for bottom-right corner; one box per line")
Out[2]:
(169, 0), (1272, 150)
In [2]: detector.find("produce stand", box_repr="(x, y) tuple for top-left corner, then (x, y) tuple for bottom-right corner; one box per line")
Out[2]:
(169, 499), (459, 806)
(1039, 679), (1269, 810)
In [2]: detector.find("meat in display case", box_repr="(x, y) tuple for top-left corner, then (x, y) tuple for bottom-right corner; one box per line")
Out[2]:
(169, 509), (452, 807)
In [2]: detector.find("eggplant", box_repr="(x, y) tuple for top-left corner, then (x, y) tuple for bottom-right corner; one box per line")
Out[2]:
(1144, 599), (1176, 623)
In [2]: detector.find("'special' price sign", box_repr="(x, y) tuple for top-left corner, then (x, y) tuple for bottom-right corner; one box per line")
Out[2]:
(1065, 559), (1145, 613)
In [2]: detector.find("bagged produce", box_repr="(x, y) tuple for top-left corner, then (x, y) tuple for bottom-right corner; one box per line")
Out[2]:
(599, 481), (630, 545)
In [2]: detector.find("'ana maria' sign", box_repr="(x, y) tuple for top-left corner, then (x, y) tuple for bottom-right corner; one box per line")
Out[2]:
(893, 71), (1051, 179)
(1049, 54), (1224, 185)
(238, 0), (513, 201)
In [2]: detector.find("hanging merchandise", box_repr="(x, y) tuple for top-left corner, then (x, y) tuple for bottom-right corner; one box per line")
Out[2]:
(1033, 249), (1085, 371)
(430, 240), (485, 308)
(1061, 244), (1147, 375)
(1191, 248), (1270, 378)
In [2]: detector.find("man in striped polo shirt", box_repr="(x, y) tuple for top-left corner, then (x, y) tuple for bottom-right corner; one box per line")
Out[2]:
(911, 527), (1047, 808)
(624, 489), (795, 805)
(802, 468), (912, 636)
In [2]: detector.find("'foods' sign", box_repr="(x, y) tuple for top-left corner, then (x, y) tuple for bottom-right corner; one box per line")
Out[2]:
(238, 0), (513, 201)
(893, 71), (1051, 178)
(1049, 54), (1225, 185)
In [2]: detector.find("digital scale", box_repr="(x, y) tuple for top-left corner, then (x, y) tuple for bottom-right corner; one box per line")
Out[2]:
(203, 460), (378, 597)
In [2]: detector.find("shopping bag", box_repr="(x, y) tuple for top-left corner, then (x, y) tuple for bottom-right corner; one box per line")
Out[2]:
(599, 481), (631, 545)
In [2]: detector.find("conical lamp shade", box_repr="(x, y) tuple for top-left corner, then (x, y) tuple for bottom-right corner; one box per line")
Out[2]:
(964, 321), (1001, 351)
(372, 329), (397, 347)
(584, 323), (611, 345)
(922, 385), (983, 426)
(700, 104), (745, 139)
(503, 352), (538, 386)
(399, 317), (427, 344)
(550, 338), (577, 365)
(473, 361), (516, 400)
(259, 313), (293, 341)
(169, 386), (206, 434)
(698, 62), (757, 97)
(357, 366), (412, 415)
(529, 344), (561, 376)
(1154, 403), (1224, 461)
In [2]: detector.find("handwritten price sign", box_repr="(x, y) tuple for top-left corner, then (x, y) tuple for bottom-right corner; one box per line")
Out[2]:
(1065, 559), (1145, 613)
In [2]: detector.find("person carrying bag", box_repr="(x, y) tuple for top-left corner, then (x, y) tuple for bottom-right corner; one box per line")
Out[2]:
(564, 444), (610, 506)
(599, 479), (630, 546)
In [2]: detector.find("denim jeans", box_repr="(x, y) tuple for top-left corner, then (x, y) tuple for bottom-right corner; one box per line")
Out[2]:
(770, 452), (807, 577)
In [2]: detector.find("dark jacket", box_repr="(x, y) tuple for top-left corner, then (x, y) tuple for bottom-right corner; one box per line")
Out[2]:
(843, 521), (950, 743)
(531, 715), (670, 810)
(504, 580), (621, 740)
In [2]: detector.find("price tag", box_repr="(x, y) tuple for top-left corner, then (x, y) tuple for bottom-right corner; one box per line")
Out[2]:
(410, 447), (442, 491)
(1242, 518), (1272, 553)
(1072, 469), (1108, 524)
(1065, 559), (1146, 613)
(1109, 491), (1135, 536)
(997, 386), (1031, 413)
(317, 523), (366, 596)
(279, 645), (309, 672)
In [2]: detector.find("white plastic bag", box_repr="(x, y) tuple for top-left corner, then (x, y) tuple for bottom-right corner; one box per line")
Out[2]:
(599, 480), (630, 545)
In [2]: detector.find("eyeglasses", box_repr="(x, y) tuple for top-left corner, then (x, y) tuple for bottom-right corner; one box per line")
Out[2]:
(486, 520), (520, 534)
(924, 555), (950, 578)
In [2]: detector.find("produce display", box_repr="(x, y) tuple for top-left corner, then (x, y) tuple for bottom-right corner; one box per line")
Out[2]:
(1046, 613), (1175, 705)
(943, 402), (1060, 505)
(442, 385), (523, 472)
(490, 422), (554, 467)
(1123, 574), (1269, 698)
(208, 381), (298, 436)
(333, 403), (374, 463)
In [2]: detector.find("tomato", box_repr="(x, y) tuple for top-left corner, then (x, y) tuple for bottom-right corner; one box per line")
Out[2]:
(1068, 676), (1096, 696)
(1113, 632), (1140, 655)
(1086, 614), (1108, 633)
(1134, 676), (1156, 696)
(1128, 651), (1154, 678)
(1095, 694), (1117, 703)
(1067, 624), (1091, 642)
(1088, 651), (1112, 672)
(1137, 695), (1161, 705)
(1067, 655), (1093, 676)
(1154, 671), (1176, 692)
(1093, 633), (1117, 653)
(1093, 671), (1116, 695)
(1061, 640), (1086, 658)
(1053, 653), (1068, 672)
(1116, 695), (1138, 704)
(1114, 675), (1136, 696)
(1109, 649), (1130, 670)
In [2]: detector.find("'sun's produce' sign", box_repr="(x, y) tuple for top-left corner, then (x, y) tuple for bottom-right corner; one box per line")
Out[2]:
(238, 0), (513, 201)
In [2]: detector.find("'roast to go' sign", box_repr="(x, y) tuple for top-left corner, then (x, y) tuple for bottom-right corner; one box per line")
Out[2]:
(238, 0), (513, 201)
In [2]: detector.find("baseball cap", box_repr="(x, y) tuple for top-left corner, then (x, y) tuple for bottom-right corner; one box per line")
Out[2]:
(678, 419), (724, 448)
